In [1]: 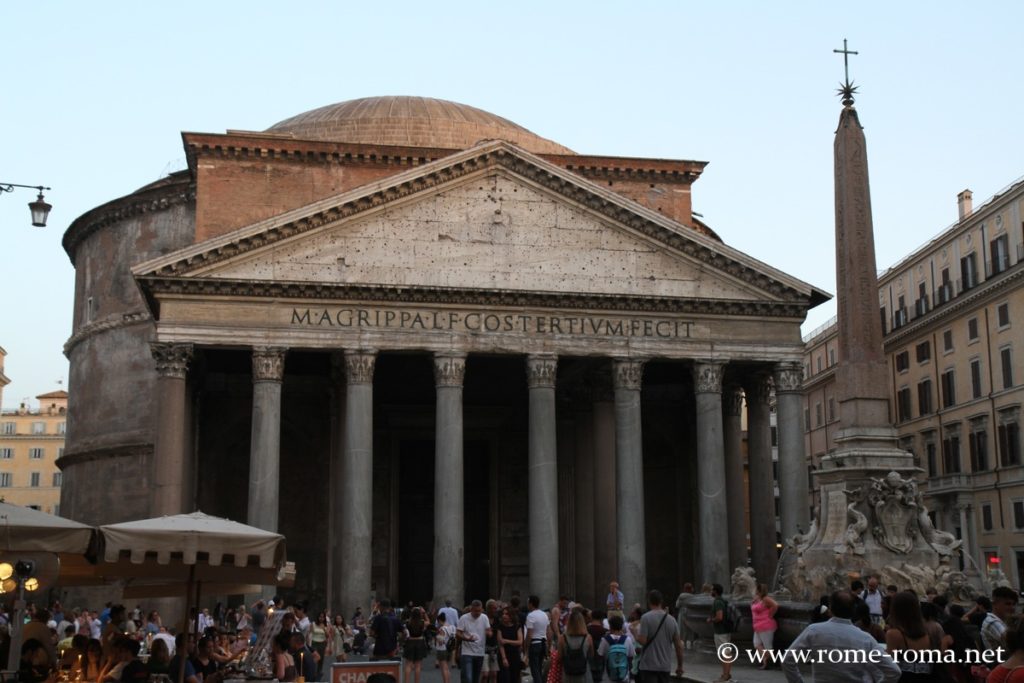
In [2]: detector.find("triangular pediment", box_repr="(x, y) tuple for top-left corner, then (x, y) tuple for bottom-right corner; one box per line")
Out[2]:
(134, 140), (827, 311)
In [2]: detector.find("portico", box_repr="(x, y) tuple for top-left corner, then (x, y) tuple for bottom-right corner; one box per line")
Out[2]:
(128, 138), (824, 614)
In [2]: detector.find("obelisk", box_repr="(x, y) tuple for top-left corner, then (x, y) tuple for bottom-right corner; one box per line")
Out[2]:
(776, 43), (954, 600)
(827, 51), (911, 471)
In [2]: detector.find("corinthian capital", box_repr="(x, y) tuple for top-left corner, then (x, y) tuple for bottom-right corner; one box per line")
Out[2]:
(692, 361), (725, 394)
(612, 359), (645, 391)
(744, 372), (773, 404)
(252, 346), (287, 382)
(150, 342), (194, 379)
(344, 350), (377, 385)
(526, 355), (557, 389)
(774, 362), (804, 393)
(723, 385), (744, 417)
(433, 353), (467, 388)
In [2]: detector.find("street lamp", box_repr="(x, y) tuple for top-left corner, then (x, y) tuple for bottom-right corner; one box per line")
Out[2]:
(2, 558), (39, 671)
(1, 182), (52, 227)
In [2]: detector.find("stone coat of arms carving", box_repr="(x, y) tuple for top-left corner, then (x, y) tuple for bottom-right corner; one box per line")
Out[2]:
(867, 472), (919, 554)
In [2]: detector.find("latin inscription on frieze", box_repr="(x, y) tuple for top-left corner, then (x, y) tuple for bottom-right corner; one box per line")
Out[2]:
(290, 307), (696, 339)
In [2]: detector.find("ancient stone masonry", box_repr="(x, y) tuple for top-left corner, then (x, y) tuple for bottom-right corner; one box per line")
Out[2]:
(63, 96), (826, 611)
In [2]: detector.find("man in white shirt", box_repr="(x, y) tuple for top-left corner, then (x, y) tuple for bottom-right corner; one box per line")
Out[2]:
(524, 595), (550, 683)
(981, 587), (1019, 660)
(863, 576), (884, 625)
(457, 600), (490, 683)
(782, 591), (900, 683)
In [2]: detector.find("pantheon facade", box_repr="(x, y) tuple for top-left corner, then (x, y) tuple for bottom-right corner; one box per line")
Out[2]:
(60, 97), (827, 614)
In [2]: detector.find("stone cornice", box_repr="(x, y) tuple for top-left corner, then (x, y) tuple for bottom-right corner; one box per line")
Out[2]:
(883, 265), (1024, 348)
(63, 174), (195, 266)
(137, 276), (811, 319)
(63, 311), (153, 358)
(182, 131), (707, 184)
(57, 441), (152, 470)
(134, 141), (825, 306)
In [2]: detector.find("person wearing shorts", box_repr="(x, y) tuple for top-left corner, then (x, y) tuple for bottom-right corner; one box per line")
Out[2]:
(708, 584), (732, 683)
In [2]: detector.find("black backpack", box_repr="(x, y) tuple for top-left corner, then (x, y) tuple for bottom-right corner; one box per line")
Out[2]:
(563, 635), (588, 676)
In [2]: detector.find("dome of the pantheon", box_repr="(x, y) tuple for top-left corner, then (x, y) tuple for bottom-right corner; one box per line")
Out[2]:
(266, 96), (575, 155)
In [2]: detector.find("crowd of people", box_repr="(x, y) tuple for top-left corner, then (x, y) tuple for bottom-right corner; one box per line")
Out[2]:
(3, 576), (1022, 683)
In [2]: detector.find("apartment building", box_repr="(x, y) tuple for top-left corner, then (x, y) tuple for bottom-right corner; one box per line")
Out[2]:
(803, 177), (1024, 588)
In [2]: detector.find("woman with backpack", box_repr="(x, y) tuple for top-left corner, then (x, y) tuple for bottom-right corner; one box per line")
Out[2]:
(559, 611), (594, 683)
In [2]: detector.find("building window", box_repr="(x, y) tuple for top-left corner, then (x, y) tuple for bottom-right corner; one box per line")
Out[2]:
(982, 503), (994, 531)
(829, 348), (836, 367)
(1001, 347), (1014, 389)
(1014, 501), (1024, 530)
(998, 303), (1011, 328)
(941, 369), (957, 408)
(916, 282), (929, 316)
(828, 397), (836, 422)
(939, 268), (952, 304)
(991, 234), (1010, 275)
(968, 317), (979, 341)
(817, 356), (823, 372)
(0, 448), (11, 460)
(971, 359), (983, 399)
(815, 402), (823, 427)
(943, 329), (954, 353)
(1, 422), (14, 435)
(942, 428), (961, 474)
(52, 472), (63, 487)
(969, 420), (989, 472)
(998, 411), (1021, 466)
(895, 351), (910, 372)
(961, 252), (978, 291)
(916, 341), (931, 363)
(897, 388), (913, 423)
(918, 380), (933, 415)
(894, 296), (907, 329)
(30, 472), (40, 487)
(52, 504), (60, 516)
(925, 438), (938, 477)
(57, 422), (66, 435)
(31, 421), (45, 435)
(57, 447), (64, 459)
(0, 473), (10, 487)
(28, 448), (44, 460)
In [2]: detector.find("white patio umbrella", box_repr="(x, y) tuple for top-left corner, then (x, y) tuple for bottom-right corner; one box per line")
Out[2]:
(91, 511), (291, 683)
(0, 502), (96, 671)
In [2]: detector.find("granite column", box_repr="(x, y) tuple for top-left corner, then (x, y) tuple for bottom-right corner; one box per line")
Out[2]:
(339, 350), (376, 618)
(433, 353), (466, 606)
(746, 373), (777, 583)
(693, 361), (729, 586)
(248, 347), (286, 533)
(591, 383), (618, 601)
(527, 354), (559, 607)
(722, 384), (747, 573)
(151, 342), (194, 517)
(775, 362), (809, 540)
(614, 359), (646, 607)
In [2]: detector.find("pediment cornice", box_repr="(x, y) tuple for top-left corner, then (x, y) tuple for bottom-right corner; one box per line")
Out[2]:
(134, 140), (828, 307)
(137, 276), (810, 319)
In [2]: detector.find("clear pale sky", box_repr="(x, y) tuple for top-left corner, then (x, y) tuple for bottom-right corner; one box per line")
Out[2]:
(2, 1), (1021, 409)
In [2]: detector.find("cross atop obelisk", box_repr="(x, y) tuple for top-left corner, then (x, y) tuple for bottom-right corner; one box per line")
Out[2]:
(829, 40), (909, 468)
(833, 38), (859, 106)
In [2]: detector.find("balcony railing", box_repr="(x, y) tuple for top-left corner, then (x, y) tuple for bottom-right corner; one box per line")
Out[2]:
(926, 473), (973, 494)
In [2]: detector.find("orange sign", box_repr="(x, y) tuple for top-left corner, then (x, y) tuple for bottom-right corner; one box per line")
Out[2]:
(332, 661), (402, 683)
